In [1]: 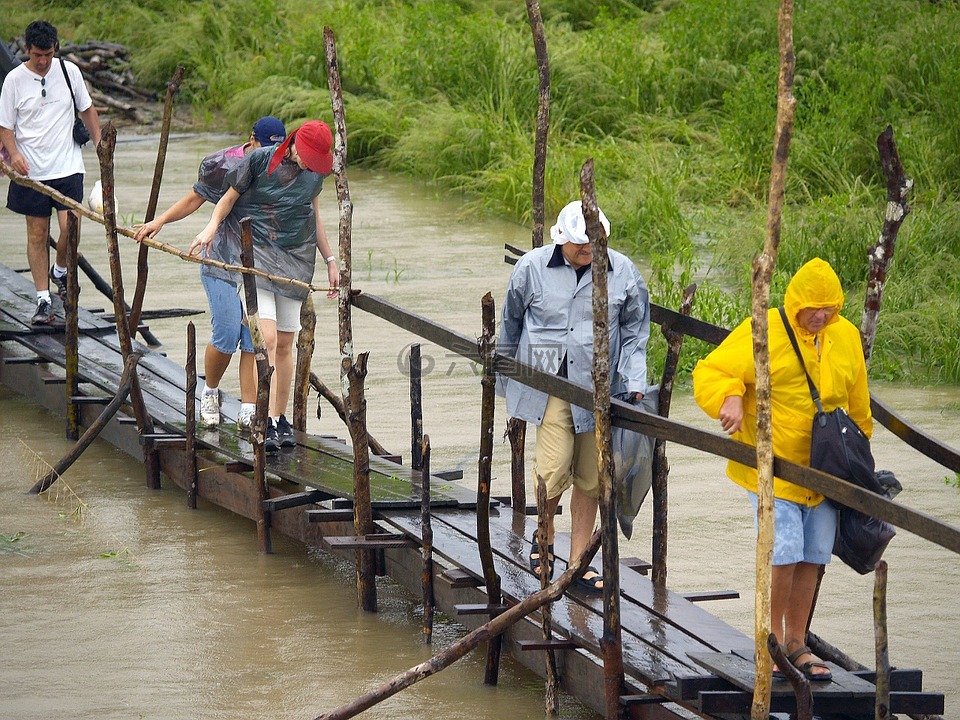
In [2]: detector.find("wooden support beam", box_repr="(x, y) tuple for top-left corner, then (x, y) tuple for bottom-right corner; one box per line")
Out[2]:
(138, 433), (185, 445)
(438, 568), (482, 589)
(621, 557), (652, 575)
(223, 460), (253, 473)
(619, 694), (668, 706)
(3, 356), (45, 364)
(306, 509), (357, 523)
(185, 321), (199, 509)
(680, 590), (740, 603)
(517, 639), (577, 652)
(420, 435), (434, 644)
(433, 469), (463, 481)
(263, 490), (334, 513)
(43, 376), (67, 385)
(69, 395), (111, 404)
(453, 603), (512, 616)
(324, 534), (416, 550)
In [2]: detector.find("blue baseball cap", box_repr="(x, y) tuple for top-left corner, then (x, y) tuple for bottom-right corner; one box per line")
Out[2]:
(252, 116), (286, 146)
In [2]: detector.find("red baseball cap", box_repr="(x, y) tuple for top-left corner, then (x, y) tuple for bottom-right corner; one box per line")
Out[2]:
(268, 120), (334, 176)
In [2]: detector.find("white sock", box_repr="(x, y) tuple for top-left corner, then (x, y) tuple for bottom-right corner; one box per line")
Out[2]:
(37, 290), (51, 303)
(203, 384), (219, 396)
(53, 264), (67, 277)
(240, 403), (256, 414)
(271, 416), (280, 424)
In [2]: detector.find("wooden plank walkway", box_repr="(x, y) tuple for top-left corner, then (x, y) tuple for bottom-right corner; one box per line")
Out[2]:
(0, 260), (946, 719)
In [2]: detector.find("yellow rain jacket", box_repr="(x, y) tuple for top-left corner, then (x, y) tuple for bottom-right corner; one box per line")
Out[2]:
(692, 258), (872, 506)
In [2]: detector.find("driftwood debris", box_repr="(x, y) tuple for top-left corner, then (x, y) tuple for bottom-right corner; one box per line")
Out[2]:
(6, 39), (158, 123)
(313, 531), (602, 720)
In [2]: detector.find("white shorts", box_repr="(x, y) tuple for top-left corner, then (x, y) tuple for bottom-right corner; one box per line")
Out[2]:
(241, 288), (303, 333)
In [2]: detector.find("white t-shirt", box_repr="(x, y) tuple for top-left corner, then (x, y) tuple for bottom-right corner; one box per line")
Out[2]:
(0, 59), (92, 180)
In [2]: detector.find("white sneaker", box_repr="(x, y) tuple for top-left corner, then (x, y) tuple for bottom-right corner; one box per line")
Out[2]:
(200, 390), (222, 425)
(236, 406), (255, 430)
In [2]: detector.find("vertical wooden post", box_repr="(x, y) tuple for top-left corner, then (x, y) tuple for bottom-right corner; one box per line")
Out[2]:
(751, 2), (797, 717)
(524, 0), (549, 250)
(185, 321), (199, 509)
(239, 219), (273, 554)
(580, 159), (624, 719)
(410, 343), (423, 471)
(128, 66), (185, 339)
(478, 292), (503, 685)
(347, 352), (377, 612)
(294, 294), (317, 432)
(537, 477), (559, 716)
(96, 123), (161, 490)
(874, 560), (891, 720)
(507, 418), (527, 513)
(420, 435), (434, 644)
(64, 213), (80, 441)
(861, 127), (912, 365)
(651, 284), (697, 586)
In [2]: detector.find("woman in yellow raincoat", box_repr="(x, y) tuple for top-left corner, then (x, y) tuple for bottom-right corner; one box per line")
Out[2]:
(692, 257), (871, 682)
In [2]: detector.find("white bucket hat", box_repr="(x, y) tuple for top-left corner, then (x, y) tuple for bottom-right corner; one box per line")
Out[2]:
(550, 200), (610, 245)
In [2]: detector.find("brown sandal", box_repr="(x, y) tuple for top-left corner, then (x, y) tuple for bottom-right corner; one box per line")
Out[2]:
(787, 645), (832, 681)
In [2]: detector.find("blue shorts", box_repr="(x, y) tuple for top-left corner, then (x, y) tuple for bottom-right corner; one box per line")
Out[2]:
(201, 272), (254, 354)
(748, 492), (836, 566)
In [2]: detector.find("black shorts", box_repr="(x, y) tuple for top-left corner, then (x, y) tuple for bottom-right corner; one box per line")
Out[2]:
(6, 173), (84, 217)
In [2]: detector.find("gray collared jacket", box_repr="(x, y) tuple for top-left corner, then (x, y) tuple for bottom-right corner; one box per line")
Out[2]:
(497, 244), (650, 432)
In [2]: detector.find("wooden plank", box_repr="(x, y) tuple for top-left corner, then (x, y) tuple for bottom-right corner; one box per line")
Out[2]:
(305, 508), (357, 523)
(667, 674), (730, 701)
(438, 567), (482, 589)
(851, 668), (922, 691)
(324, 533), (416, 550)
(698, 689), (944, 715)
(454, 603), (512, 615)
(490, 511), (755, 658)
(688, 650), (870, 696)
(379, 509), (694, 686)
(517, 639), (578, 651)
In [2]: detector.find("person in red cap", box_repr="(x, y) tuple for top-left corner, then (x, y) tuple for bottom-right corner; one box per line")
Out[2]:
(192, 119), (339, 451)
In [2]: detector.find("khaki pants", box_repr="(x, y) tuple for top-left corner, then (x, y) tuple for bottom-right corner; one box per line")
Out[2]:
(534, 396), (599, 500)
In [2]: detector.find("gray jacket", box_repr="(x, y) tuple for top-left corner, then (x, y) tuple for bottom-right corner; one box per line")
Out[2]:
(497, 244), (650, 432)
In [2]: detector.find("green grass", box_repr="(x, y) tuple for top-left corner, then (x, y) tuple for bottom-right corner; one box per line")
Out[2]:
(4, 0), (960, 381)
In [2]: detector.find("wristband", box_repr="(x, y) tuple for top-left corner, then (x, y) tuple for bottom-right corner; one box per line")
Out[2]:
(325, 256), (337, 264)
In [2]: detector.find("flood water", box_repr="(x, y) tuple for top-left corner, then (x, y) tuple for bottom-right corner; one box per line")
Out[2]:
(1, 134), (959, 718)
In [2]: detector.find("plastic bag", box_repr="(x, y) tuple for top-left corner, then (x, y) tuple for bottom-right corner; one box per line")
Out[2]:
(614, 385), (659, 539)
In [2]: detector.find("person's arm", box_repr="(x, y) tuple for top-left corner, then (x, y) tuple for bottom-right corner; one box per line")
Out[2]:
(692, 317), (753, 434)
(0, 125), (26, 175)
(133, 191), (206, 241)
(313, 196), (339, 298)
(78, 104), (101, 148)
(191, 186), (240, 256)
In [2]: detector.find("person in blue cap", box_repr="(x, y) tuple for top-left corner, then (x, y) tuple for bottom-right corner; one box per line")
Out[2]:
(134, 116), (286, 428)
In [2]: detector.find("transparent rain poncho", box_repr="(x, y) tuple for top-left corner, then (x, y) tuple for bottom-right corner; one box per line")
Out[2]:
(614, 385), (659, 540)
(193, 144), (245, 283)
(223, 145), (325, 301)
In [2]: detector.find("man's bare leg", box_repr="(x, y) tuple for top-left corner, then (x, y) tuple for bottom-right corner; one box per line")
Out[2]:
(54, 208), (73, 268)
(570, 486), (601, 588)
(26, 215), (51, 292)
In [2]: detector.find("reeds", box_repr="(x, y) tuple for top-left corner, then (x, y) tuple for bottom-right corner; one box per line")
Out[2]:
(5, 0), (960, 381)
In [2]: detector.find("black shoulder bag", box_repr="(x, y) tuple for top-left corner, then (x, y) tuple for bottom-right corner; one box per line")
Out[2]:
(779, 307), (895, 574)
(59, 58), (91, 147)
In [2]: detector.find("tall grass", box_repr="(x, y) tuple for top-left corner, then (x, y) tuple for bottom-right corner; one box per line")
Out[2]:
(4, 0), (960, 382)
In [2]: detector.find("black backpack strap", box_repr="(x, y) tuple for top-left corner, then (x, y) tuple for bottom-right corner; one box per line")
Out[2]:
(58, 57), (79, 111)
(778, 307), (825, 415)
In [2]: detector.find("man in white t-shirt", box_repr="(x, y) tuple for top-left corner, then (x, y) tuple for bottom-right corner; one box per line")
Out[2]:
(0, 20), (101, 325)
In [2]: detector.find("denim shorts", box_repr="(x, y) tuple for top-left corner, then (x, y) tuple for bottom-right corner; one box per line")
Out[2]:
(201, 272), (253, 354)
(748, 492), (837, 565)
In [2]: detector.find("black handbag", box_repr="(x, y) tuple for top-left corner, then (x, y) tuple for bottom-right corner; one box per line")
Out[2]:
(59, 58), (91, 147)
(779, 307), (895, 574)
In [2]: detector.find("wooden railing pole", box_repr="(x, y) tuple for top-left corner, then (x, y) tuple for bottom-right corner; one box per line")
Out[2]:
(874, 560), (891, 720)
(420, 435), (434, 644)
(478, 292), (503, 685)
(185, 321), (199, 509)
(64, 213), (80, 441)
(410, 343), (423, 470)
(537, 477), (559, 716)
(347, 352), (377, 612)
(651, 283), (697, 586)
(581, 159), (624, 719)
(96, 123), (160, 490)
(294, 294), (317, 432)
(507, 418), (527, 514)
(524, 0), (549, 250)
(239, 219), (272, 554)
(128, 65), (185, 338)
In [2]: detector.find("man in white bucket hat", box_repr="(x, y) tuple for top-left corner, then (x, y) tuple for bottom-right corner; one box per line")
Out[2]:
(498, 199), (650, 594)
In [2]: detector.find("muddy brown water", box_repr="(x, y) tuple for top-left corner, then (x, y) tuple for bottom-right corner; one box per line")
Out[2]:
(1, 134), (958, 718)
